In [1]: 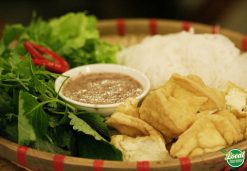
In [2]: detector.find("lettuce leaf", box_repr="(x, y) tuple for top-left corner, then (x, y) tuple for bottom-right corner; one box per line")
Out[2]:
(47, 12), (119, 67)
(0, 12), (119, 68)
(49, 12), (98, 52)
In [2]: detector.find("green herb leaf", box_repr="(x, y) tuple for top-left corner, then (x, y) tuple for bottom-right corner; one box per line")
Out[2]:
(31, 76), (47, 95)
(77, 133), (122, 161)
(34, 138), (71, 156)
(19, 91), (49, 138)
(0, 113), (18, 142)
(31, 76), (56, 97)
(0, 90), (15, 114)
(78, 111), (110, 139)
(68, 112), (105, 141)
(48, 125), (74, 151)
(2, 122), (18, 143)
(18, 91), (36, 145)
(0, 40), (5, 55)
(2, 24), (24, 46)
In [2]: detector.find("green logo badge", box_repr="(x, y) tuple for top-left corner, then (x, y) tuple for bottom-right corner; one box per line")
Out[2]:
(225, 149), (245, 168)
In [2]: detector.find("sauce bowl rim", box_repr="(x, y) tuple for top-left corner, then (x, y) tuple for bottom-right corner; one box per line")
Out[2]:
(54, 63), (151, 109)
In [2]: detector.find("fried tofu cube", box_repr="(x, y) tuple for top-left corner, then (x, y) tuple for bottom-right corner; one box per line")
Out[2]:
(225, 82), (247, 117)
(171, 74), (226, 111)
(106, 111), (170, 161)
(111, 135), (170, 161)
(171, 111), (243, 158)
(115, 98), (140, 118)
(239, 117), (247, 139)
(139, 74), (225, 139)
(139, 88), (199, 138)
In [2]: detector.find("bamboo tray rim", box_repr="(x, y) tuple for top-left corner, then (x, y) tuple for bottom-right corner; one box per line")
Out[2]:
(1, 137), (247, 169)
(97, 18), (244, 35)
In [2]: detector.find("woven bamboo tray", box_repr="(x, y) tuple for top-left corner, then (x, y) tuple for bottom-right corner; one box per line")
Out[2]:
(0, 19), (247, 171)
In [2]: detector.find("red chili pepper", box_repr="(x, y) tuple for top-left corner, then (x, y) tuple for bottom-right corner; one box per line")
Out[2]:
(32, 58), (68, 74)
(23, 41), (46, 60)
(23, 41), (69, 73)
(32, 44), (69, 69)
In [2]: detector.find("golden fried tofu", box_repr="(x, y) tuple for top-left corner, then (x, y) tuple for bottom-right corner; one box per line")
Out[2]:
(171, 74), (226, 111)
(171, 112), (243, 158)
(239, 117), (247, 139)
(139, 74), (224, 139)
(111, 135), (170, 161)
(108, 73), (246, 159)
(115, 98), (140, 118)
(106, 112), (146, 137)
(106, 112), (163, 137)
(225, 82), (247, 117)
(215, 110), (243, 142)
(196, 110), (217, 118)
(107, 111), (170, 161)
(139, 88), (202, 138)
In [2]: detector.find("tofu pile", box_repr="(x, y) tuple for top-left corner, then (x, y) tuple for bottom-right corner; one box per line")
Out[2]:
(106, 74), (247, 161)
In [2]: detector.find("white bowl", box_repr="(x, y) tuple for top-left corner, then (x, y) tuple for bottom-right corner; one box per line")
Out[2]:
(55, 64), (150, 117)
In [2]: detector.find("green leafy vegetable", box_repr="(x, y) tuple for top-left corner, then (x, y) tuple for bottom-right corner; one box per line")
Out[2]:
(19, 91), (49, 138)
(0, 113), (18, 142)
(0, 91), (15, 114)
(77, 111), (110, 139)
(0, 12), (122, 160)
(49, 13), (98, 53)
(34, 138), (71, 156)
(18, 91), (37, 145)
(77, 133), (122, 161)
(48, 13), (119, 67)
(47, 125), (74, 151)
(68, 112), (105, 141)
(1, 12), (119, 68)
(2, 24), (25, 47)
